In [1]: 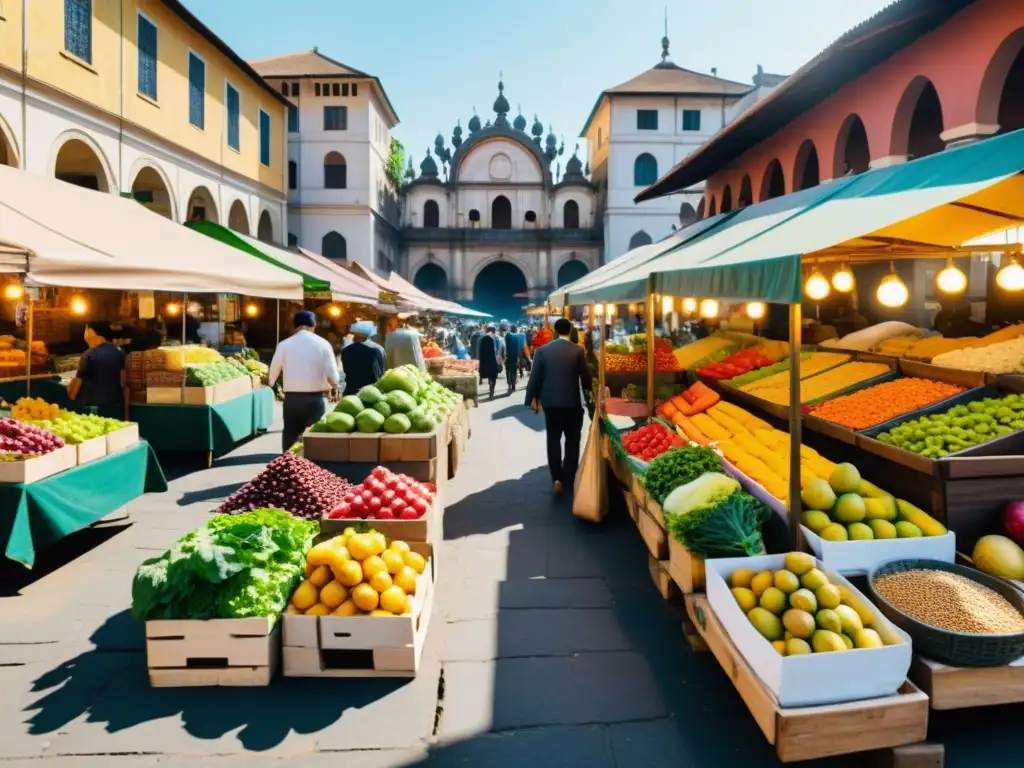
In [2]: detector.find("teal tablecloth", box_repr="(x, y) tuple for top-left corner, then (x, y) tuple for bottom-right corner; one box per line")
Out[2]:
(0, 440), (167, 567)
(129, 388), (273, 455)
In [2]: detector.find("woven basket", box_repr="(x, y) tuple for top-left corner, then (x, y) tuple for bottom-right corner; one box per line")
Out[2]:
(868, 559), (1024, 667)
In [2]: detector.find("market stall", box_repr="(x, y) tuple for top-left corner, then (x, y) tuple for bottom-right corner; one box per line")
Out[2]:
(553, 127), (1024, 764)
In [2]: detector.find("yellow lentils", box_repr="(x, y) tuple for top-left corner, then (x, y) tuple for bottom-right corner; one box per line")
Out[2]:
(875, 569), (1024, 635)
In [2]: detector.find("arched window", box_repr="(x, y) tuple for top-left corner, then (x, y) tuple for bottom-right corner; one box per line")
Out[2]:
(491, 195), (512, 229)
(720, 185), (733, 213)
(324, 152), (347, 189)
(696, 198), (706, 220)
(628, 230), (652, 250)
(679, 202), (697, 227)
(322, 231), (346, 260)
(563, 200), (580, 229)
(468, 209), (480, 223)
(793, 140), (820, 191)
(760, 160), (786, 201)
(834, 114), (870, 177)
(633, 153), (658, 186)
(708, 197), (717, 217)
(288, 160), (297, 190)
(423, 199), (439, 227)
(737, 175), (753, 208)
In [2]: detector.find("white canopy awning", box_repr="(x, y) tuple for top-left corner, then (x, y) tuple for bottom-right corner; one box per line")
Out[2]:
(0, 165), (303, 299)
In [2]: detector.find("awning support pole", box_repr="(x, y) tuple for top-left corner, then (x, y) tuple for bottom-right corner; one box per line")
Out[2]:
(24, 295), (32, 397)
(598, 303), (607, 420)
(181, 293), (187, 346)
(646, 276), (655, 418)
(787, 302), (803, 551)
(276, 299), (281, 345)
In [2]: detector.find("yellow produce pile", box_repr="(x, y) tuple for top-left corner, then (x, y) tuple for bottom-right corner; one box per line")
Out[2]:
(717, 426), (837, 504)
(751, 362), (891, 406)
(672, 334), (739, 370)
(143, 345), (223, 371)
(286, 528), (427, 617)
(740, 352), (850, 396)
(730, 552), (896, 655)
(931, 336), (1024, 374)
(873, 324), (1024, 362)
(11, 397), (59, 421)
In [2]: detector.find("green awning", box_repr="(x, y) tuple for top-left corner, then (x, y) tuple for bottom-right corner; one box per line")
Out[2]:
(555, 128), (1024, 306)
(187, 220), (330, 296)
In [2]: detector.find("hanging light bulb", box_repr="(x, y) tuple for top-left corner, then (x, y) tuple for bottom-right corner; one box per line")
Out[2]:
(699, 299), (719, 319)
(165, 302), (181, 316)
(3, 282), (24, 301)
(70, 296), (88, 316)
(594, 303), (605, 316)
(935, 258), (967, 295)
(997, 255), (1024, 292)
(661, 295), (673, 314)
(831, 264), (855, 293)
(328, 305), (342, 318)
(607, 303), (616, 317)
(746, 301), (766, 320)
(244, 303), (259, 318)
(805, 270), (831, 301)
(877, 265), (909, 308)
(682, 297), (697, 314)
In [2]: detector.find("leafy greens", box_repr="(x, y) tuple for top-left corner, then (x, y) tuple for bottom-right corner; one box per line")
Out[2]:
(666, 490), (771, 559)
(641, 445), (723, 504)
(131, 508), (317, 622)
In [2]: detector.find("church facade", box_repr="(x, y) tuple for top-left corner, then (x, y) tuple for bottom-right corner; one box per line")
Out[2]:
(400, 80), (601, 320)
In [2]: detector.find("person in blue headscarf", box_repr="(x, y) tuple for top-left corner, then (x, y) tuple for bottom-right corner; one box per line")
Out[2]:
(341, 320), (385, 395)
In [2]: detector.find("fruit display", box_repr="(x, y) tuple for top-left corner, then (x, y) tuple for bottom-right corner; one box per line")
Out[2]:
(218, 452), (355, 518)
(27, 410), (131, 444)
(1003, 501), (1024, 547)
(621, 422), (681, 462)
(738, 352), (851, 397)
(672, 333), (745, 370)
(742, 360), (886, 406)
(131, 508), (317, 621)
(12, 397), (59, 422)
(799, 462), (947, 542)
(696, 341), (788, 381)
(641, 444), (724, 504)
(971, 535), (1024, 580)
(286, 528), (427, 617)
(605, 338), (680, 373)
(186, 359), (250, 386)
(874, 392), (1024, 458)
(672, 400), (773, 449)
(729, 552), (893, 654)
(932, 336), (1024, 374)
(664, 472), (772, 557)
(311, 365), (461, 435)
(326, 465), (436, 520)
(0, 417), (65, 459)
(656, 381), (719, 420)
(231, 351), (269, 381)
(808, 377), (965, 430)
(421, 341), (445, 359)
(874, 567), (1024, 634)
(820, 322), (919, 352)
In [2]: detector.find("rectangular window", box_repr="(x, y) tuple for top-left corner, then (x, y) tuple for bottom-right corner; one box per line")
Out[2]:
(137, 13), (157, 100)
(314, 83), (321, 96)
(322, 82), (330, 95)
(352, 83), (358, 96)
(324, 105), (347, 131)
(342, 83), (349, 97)
(287, 103), (298, 133)
(290, 82), (299, 97)
(226, 83), (240, 151)
(682, 109), (701, 131)
(636, 109), (658, 130)
(64, 0), (92, 63)
(188, 52), (205, 129)
(332, 83), (340, 96)
(259, 109), (271, 166)
(288, 161), (297, 190)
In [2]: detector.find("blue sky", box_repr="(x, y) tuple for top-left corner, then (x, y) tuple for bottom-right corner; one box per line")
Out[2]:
(184, 0), (893, 162)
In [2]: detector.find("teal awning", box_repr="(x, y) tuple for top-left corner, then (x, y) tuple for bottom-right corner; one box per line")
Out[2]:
(554, 128), (1024, 306)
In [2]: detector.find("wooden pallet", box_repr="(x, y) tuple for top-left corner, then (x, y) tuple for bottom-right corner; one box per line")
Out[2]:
(283, 562), (433, 678)
(910, 654), (1024, 710)
(145, 616), (278, 688)
(688, 596), (935, 764)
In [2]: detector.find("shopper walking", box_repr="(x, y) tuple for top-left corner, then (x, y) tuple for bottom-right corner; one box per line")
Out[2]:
(524, 317), (592, 495)
(503, 324), (527, 393)
(477, 325), (502, 399)
(340, 320), (385, 395)
(269, 310), (340, 452)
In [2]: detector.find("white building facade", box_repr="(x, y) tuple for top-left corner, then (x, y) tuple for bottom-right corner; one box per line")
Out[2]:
(251, 49), (401, 272)
(400, 81), (601, 319)
(581, 35), (753, 262)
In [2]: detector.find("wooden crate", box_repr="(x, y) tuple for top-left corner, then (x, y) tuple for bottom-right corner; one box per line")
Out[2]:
(688, 596), (931, 763)
(145, 616), (278, 687)
(910, 654), (1024, 710)
(667, 536), (705, 594)
(636, 504), (667, 560)
(75, 435), (107, 466)
(0, 445), (77, 484)
(623, 488), (639, 523)
(106, 423), (140, 454)
(283, 551), (434, 678)
(630, 474), (646, 513)
(647, 554), (677, 601)
(320, 499), (440, 544)
(146, 386), (183, 404)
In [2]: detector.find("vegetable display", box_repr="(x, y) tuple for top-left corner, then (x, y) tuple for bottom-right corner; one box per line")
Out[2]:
(326, 465), (436, 520)
(185, 359), (250, 386)
(695, 341), (788, 381)
(744, 361), (890, 406)
(875, 393), (1024, 457)
(288, 527), (427, 616)
(656, 381), (719, 421)
(605, 338), (680, 373)
(932, 336), (1024, 374)
(621, 422), (680, 462)
(25, 410), (132, 444)
(729, 553), (890, 654)
(0, 417), (65, 460)
(663, 472), (740, 518)
(641, 445), (723, 504)
(738, 352), (850, 395)
(218, 452), (355, 518)
(131, 508), (317, 622)
(808, 377), (965, 430)
(672, 333), (743, 370)
(666, 489), (771, 558)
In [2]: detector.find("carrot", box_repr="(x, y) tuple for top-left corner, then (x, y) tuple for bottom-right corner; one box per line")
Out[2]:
(809, 377), (965, 430)
(659, 401), (679, 419)
(675, 415), (710, 445)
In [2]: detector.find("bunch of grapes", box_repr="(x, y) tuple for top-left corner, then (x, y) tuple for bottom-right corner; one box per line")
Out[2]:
(0, 418), (65, 461)
(218, 452), (354, 519)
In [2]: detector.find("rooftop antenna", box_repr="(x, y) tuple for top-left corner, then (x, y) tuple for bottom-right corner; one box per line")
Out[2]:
(661, 7), (670, 63)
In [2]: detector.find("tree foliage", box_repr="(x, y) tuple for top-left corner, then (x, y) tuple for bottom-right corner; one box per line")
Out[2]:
(387, 138), (406, 188)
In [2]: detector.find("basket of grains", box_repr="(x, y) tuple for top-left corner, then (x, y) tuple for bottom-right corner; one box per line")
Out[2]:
(868, 559), (1024, 667)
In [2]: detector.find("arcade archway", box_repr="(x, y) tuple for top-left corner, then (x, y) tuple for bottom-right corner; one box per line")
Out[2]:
(414, 263), (448, 299)
(472, 260), (528, 320)
(131, 164), (174, 219)
(557, 259), (589, 288)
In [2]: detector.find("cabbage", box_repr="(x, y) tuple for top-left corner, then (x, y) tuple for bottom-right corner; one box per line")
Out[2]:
(662, 472), (740, 517)
(355, 408), (386, 433)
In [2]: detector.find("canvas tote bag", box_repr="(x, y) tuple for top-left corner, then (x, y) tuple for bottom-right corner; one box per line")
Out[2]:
(573, 416), (607, 522)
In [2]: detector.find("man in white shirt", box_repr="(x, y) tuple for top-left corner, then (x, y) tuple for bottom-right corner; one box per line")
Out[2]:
(268, 310), (340, 452)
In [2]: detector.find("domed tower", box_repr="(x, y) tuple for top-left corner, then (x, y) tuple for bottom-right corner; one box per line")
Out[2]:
(452, 120), (463, 150)
(492, 75), (511, 128)
(433, 130), (445, 157)
(563, 145), (584, 182)
(468, 108), (481, 134)
(531, 114), (544, 145)
(404, 156), (415, 182)
(544, 125), (558, 162)
(419, 149), (438, 179)
(513, 104), (527, 132)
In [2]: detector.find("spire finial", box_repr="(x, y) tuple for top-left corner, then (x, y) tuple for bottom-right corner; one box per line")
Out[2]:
(661, 8), (670, 62)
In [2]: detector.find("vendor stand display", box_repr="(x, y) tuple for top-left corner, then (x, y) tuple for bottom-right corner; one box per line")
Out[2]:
(553, 128), (1024, 764)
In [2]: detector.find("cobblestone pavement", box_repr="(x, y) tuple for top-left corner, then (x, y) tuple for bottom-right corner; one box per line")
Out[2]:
(1, 386), (1021, 767)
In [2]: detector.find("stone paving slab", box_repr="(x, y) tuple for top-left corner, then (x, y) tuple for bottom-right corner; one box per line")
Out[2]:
(411, 725), (614, 768)
(439, 577), (613, 622)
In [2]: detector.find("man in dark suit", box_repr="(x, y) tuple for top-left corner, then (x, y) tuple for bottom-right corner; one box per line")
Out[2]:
(524, 318), (593, 495)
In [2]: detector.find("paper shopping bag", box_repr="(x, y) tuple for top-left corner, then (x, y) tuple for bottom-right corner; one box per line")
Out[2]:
(573, 417), (607, 523)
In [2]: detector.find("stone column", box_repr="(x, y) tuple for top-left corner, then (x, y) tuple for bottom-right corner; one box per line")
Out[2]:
(941, 122), (1000, 149)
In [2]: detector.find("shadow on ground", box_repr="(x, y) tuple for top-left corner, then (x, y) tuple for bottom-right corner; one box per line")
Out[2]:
(488, 403), (544, 433)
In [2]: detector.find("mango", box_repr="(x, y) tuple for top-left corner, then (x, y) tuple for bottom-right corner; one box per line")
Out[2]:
(784, 552), (817, 576)
(782, 609), (816, 639)
(819, 523), (849, 542)
(815, 608), (842, 634)
(868, 519), (898, 539)
(729, 568), (756, 589)
(854, 628), (884, 649)
(789, 588), (818, 614)
(772, 640), (788, 655)
(801, 478), (836, 512)
(787, 637), (812, 655)
(839, 633), (854, 649)
(750, 570), (774, 597)
(815, 583), (841, 610)
(895, 521), (923, 538)
(760, 586), (787, 615)
(773, 569), (800, 594)
(864, 495), (898, 522)
(848, 522), (874, 540)
(812, 629), (848, 653)
(833, 493), (866, 523)
(802, 511), (832, 534)
(747, 607), (783, 641)
(800, 568), (829, 591)
(731, 587), (757, 613)
(829, 463), (862, 494)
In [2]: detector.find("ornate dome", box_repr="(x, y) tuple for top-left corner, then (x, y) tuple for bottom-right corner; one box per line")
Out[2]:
(493, 78), (511, 121)
(420, 149), (438, 178)
(531, 115), (544, 138)
(468, 109), (481, 133)
(513, 105), (527, 132)
(545, 127), (557, 149)
(565, 150), (582, 176)
(433, 131), (445, 153)
(453, 121), (463, 138)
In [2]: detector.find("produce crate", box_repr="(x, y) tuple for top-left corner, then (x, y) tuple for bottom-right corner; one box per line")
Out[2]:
(146, 386), (184, 404)
(898, 359), (985, 388)
(106, 423), (140, 454)
(688, 596), (931, 763)
(321, 499), (440, 544)
(282, 543), (434, 678)
(630, 473), (646, 513)
(802, 527), (956, 575)
(433, 374), (479, 404)
(647, 554), (677, 601)
(909, 654), (1024, 710)
(667, 536), (705, 594)
(304, 417), (448, 465)
(636, 502), (667, 560)
(145, 616), (278, 687)
(623, 488), (639, 523)
(75, 435), (107, 466)
(0, 445), (77, 484)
